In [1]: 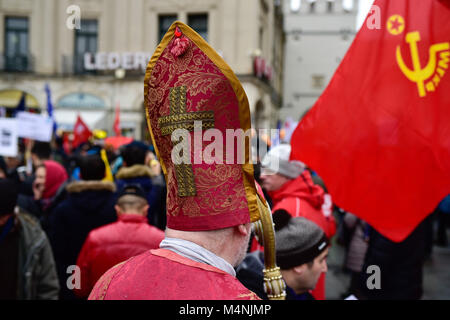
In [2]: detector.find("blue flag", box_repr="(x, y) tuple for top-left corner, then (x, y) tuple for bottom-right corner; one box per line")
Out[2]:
(13, 91), (26, 117)
(271, 120), (281, 147)
(45, 83), (57, 133)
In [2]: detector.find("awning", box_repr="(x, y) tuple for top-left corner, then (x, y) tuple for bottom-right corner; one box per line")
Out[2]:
(54, 110), (107, 131)
(0, 89), (40, 108)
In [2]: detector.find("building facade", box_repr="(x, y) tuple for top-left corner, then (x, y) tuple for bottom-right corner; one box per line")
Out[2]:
(0, 0), (284, 140)
(281, 0), (358, 123)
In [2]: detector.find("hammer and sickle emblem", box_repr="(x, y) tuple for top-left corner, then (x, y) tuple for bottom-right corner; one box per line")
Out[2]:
(396, 31), (450, 97)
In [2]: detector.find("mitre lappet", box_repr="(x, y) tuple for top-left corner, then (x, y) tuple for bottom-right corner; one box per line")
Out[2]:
(144, 21), (286, 299)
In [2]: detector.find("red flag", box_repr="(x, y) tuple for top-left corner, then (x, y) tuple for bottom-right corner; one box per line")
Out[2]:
(62, 133), (72, 155)
(72, 115), (92, 148)
(290, 0), (450, 242)
(113, 103), (121, 136)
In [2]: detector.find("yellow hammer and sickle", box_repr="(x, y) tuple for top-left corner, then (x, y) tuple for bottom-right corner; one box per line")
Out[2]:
(396, 31), (449, 97)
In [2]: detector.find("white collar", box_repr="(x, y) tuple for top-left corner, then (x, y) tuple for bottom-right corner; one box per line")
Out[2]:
(159, 237), (236, 277)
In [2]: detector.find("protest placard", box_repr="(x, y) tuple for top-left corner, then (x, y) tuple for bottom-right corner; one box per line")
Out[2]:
(16, 111), (53, 142)
(0, 118), (18, 157)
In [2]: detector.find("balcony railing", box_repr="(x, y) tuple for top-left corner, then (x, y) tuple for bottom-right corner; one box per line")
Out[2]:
(0, 54), (35, 73)
(61, 54), (98, 75)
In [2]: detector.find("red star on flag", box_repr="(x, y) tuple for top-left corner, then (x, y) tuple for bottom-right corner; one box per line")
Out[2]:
(390, 17), (403, 32)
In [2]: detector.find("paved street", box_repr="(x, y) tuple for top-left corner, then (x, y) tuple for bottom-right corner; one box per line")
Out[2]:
(325, 227), (450, 300)
(422, 245), (450, 299)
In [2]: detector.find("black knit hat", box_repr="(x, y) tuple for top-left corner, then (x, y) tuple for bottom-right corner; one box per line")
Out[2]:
(0, 178), (19, 216)
(273, 210), (329, 270)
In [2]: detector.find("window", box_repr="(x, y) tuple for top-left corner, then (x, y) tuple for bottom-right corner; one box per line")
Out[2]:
(57, 92), (105, 109)
(341, 29), (351, 41)
(343, 0), (354, 12)
(4, 17), (29, 72)
(311, 74), (325, 89)
(74, 19), (98, 74)
(327, 0), (334, 13)
(309, 0), (316, 13)
(259, 27), (263, 52)
(290, 0), (301, 12)
(188, 14), (208, 41)
(158, 15), (177, 42)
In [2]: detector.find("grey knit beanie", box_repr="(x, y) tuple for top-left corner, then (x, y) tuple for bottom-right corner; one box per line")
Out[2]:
(274, 210), (329, 269)
(261, 144), (305, 179)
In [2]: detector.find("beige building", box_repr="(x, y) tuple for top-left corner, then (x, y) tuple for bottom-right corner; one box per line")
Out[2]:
(0, 0), (284, 140)
(281, 0), (358, 123)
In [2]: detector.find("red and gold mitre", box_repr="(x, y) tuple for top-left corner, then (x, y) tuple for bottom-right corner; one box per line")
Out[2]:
(144, 21), (261, 231)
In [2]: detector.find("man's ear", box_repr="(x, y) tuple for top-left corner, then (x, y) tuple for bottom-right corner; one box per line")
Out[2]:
(292, 264), (306, 275)
(236, 223), (251, 236)
(114, 205), (123, 215)
(140, 205), (149, 215)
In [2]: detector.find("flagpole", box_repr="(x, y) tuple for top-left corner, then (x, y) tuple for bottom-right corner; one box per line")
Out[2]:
(110, 69), (125, 137)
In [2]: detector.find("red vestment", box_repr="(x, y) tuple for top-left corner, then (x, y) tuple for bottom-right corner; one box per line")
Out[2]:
(88, 248), (260, 300)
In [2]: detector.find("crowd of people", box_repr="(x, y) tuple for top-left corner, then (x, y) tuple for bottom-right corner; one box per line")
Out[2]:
(0, 136), (447, 300)
(0, 137), (166, 300)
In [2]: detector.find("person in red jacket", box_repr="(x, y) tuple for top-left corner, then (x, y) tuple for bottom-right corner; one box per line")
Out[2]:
(260, 143), (336, 300)
(74, 184), (164, 299)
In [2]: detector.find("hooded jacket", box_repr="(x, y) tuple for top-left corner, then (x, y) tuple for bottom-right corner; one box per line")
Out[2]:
(48, 180), (117, 300)
(17, 160), (68, 231)
(42, 160), (68, 200)
(268, 170), (336, 239)
(267, 170), (336, 300)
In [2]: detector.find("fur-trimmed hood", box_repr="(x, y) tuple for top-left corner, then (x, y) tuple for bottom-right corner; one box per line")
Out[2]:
(66, 180), (117, 194)
(116, 164), (154, 180)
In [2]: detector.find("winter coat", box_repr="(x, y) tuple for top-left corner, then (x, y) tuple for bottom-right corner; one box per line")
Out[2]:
(344, 213), (369, 273)
(48, 180), (117, 300)
(268, 170), (336, 239)
(74, 214), (164, 298)
(17, 181), (68, 234)
(2, 211), (60, 299)
(359, 215), (431, 300)
(115, 164), (166, 230)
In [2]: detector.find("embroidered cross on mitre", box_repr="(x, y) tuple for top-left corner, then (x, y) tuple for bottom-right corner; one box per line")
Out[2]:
(158, 86), (215, 197)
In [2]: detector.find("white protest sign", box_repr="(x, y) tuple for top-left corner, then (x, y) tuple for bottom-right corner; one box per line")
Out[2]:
(16, 111), (53, 142)
(0, 118), (18, 157)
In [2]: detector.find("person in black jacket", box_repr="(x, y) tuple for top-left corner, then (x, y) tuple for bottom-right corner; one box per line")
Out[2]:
(357, 215), (432, 300)
(48, 154), (117, 300)
(0, 178), (59, 300)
